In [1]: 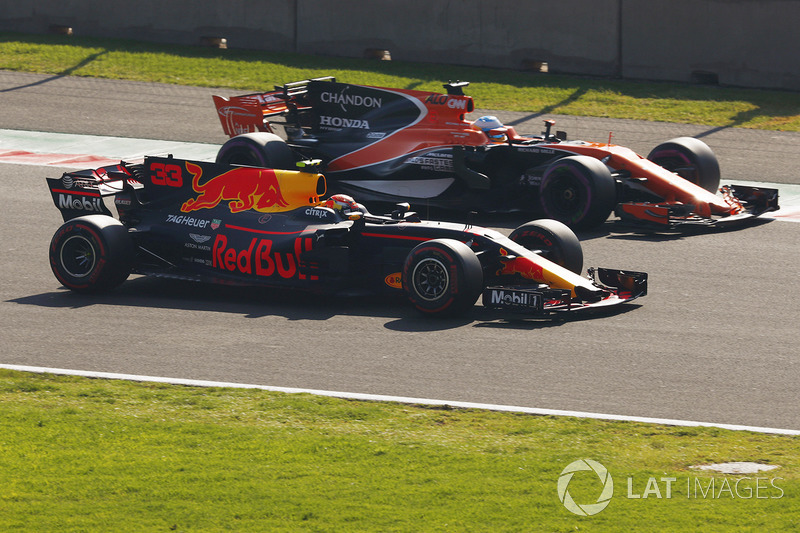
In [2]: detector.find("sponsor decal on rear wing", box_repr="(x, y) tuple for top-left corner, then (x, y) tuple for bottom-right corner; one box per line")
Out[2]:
(212, 93), (286, 136)
(46, 163), (137, 220)
(213, 77), (337, 137)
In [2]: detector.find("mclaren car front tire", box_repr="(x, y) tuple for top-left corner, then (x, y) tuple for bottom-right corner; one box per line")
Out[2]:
(647, 137), (721, 193)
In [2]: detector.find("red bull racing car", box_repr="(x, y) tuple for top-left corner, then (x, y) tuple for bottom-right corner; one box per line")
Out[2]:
(46, 156), (646, 316)
(212, 77), (778, 230)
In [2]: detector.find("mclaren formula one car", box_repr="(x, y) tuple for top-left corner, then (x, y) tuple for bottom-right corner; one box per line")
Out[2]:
(212, 77), (778, 230)
(46, 156), (646, 316)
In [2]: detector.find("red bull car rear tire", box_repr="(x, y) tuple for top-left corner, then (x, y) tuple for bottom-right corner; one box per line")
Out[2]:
(402, 239), (483, 316)
(49, 215), (135, 293)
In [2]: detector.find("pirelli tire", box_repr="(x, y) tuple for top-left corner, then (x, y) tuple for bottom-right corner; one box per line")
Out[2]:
(49, 215), (135, 293)
(509, 219), (584, 275)
(538, 155), (617, 230)
(216, 132), (297, 170)
(402, 239), (483, 316)
(647, 137), (721, 193)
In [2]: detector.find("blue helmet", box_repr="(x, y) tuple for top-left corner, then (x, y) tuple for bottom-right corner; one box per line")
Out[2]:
(473, 115), (507, 143)
(473, 115), (504, 131)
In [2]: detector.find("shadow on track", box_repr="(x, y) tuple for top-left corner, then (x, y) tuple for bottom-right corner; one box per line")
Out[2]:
(9, 276), (638, 332)
(0, 52), (108, 93)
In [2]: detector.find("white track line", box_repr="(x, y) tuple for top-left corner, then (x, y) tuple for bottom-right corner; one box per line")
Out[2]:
(2, 364), (798, 436)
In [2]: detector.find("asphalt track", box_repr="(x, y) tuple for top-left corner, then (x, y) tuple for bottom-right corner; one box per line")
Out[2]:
(2, 71), (800, 431)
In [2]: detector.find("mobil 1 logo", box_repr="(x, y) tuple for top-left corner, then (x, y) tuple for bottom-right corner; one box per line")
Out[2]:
(483, 287), (543, 312)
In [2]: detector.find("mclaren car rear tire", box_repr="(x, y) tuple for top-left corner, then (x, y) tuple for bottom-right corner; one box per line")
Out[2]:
(49, 215), (135, 293)
(509, 219), (583, 275)
(647, 137), (720, 193)
(538, 155), (616, 229)
(402, 239), (483, 316)
(216, 132), (297, 169)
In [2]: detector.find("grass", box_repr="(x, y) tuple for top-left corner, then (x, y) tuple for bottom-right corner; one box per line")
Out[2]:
(0, 369), (798, 531)
(1, 31), (799, 132)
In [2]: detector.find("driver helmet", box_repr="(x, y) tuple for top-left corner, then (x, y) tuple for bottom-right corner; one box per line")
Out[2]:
(473, 115), (507, 143)
(324, 194), (360, 213)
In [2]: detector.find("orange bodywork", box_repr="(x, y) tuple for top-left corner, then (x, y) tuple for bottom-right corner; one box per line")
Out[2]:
(557, 142), (737, 217)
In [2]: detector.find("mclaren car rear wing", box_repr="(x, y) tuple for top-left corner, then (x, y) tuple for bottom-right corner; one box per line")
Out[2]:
(212, 76), (336, 137)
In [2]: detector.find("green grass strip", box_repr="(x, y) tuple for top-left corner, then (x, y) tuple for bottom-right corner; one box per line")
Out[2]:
(0, 369), (797, 531)
(1, 31), (799, 132)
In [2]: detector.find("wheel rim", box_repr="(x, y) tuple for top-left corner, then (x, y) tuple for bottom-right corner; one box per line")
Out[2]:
(543, 170), (588, 219)
(60, 235), (97, 278)
(412, 257), (449, 301)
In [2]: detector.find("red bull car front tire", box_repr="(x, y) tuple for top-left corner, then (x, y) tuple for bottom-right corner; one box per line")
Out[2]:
(402, 239), (483, 316)
(509, 219), (583, 275)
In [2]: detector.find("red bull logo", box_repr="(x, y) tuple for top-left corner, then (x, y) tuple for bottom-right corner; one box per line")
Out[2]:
(181, 162), (289, 214)
(212, 234), (317, 280)
(499, 256), (545, 283)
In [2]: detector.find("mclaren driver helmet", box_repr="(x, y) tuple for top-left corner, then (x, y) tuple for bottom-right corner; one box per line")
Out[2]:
(473, 115), (508, 143)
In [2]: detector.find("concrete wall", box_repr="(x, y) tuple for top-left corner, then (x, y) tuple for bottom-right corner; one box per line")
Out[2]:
(295, 0), (620, 76)
(620, 0), (800, 90)
(0, 1), (297, 50)
(1, 0), (797, 90)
